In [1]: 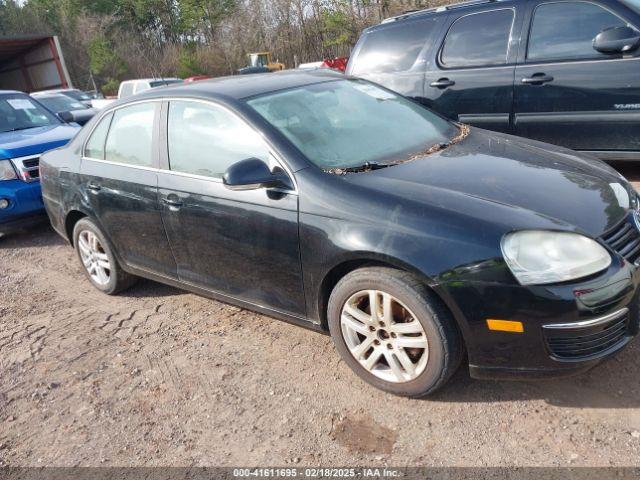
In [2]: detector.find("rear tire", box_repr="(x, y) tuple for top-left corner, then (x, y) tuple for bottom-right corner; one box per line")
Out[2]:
(327, 267), (463, 397)
(72, 218), (136, 295)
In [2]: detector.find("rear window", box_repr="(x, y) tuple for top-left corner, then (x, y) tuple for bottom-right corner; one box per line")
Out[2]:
(440, 9), (514, 68)
(350, 18), (437, 75)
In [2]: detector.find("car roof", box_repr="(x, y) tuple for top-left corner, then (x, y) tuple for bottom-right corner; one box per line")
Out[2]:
(134, 70), (347, 102)
(0, 90), (23, 95)
(31, 91), (67, 97)
(376, 0), (515, 27)
(121, 78), (181, 83)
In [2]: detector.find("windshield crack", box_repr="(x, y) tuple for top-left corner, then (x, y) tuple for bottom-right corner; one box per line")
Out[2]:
(324, 124), (471, 175)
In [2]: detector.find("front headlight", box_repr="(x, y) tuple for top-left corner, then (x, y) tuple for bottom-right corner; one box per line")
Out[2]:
(501, 230), (611, 285)
(0, 160), (17, 181)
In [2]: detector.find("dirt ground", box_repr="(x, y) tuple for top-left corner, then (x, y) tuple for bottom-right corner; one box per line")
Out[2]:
(2, 164), (640, 468)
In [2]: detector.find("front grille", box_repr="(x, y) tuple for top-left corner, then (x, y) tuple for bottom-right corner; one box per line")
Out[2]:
(543, 309), (630, 360)
(602, 215), (640, 265)
(10, 156), (40, 182)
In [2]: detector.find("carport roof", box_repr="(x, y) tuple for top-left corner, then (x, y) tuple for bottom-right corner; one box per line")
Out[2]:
(0, 35), (52, 65)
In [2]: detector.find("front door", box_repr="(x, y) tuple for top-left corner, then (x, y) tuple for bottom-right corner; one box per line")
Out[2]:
(80, 101), (177, 277)
(157, 99), (306, 317)
(514, 0), (640, 153)
(424, 7), (519, 133)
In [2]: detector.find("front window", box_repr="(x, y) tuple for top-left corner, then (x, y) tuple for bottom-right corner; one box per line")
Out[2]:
(0, 94), (60, 133)
(35, 94), (89, 113)
(246, 79), (458, 170)
(527, 2), (627, 61)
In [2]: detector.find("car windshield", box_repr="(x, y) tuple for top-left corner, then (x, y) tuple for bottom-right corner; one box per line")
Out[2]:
(36, 94), (88, 113)
(620, 0), (640, 13)
(246, 79), (459, 170)
(0, 94), (60, 133)
(64, 90), (92, 101)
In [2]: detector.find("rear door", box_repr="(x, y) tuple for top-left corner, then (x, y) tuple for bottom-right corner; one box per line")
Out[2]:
(157, 99), (306, 317)
(514, 0), (640, 154)
(346, 15), (443, 99)
(80, 101), (177, 277)
(423, 7), (521, 133)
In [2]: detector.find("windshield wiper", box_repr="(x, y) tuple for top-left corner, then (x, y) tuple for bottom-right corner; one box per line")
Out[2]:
(324, 162), (391, 175)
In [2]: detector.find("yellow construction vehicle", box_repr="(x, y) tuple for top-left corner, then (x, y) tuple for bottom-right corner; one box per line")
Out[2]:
(238, 52), (285, 74)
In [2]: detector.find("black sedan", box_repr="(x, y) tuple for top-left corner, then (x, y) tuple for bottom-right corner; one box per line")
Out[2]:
(40, 71), (639, 396)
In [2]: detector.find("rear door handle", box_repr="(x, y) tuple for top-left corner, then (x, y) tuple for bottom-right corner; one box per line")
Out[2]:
(161, 195), (183, 211)
(430, 78), (455, 89)
(87, 181), (101, 192)
(521, 74), (554, 85)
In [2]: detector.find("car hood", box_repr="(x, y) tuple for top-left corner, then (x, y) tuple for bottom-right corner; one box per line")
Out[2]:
(0, 124), (80, 160)
(343, 129), (632, 237)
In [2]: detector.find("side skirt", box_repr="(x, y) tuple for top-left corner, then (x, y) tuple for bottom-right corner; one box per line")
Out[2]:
(124, 263), (328, 335)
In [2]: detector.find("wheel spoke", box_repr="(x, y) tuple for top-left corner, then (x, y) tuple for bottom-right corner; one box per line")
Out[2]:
(95, 265), (109, 285)
(395, 349), (416, 377)
(361, 348), (383, 371)
(389, 320), (424, 334)
(97, 259), (110, 270)
(395, 336), (428, 349)
(89, 233), (99, 252)
(384, 351), (405, 382)
(382, 292), (393, 323)
(78, 236), (90, 256)
(368, 290), (380, 322)
(344, 303), (373, 325)
(341, 313), (370, 336)
(351, 336), (375, 360)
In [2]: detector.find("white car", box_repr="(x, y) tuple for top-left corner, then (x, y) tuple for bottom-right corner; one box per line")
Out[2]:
(117, 78), (183, 99)
(92, 78), (184, 110)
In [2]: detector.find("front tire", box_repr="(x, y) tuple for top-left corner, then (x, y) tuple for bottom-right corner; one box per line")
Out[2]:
(73, 218), (136, 295)
(327, 267), (463, 397)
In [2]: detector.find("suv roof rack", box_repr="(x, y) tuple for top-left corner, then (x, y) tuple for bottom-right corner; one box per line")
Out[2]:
(381, 0), (505, 23)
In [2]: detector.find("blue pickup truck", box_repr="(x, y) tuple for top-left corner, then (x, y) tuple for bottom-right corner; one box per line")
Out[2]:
(0, 90), (79, 236)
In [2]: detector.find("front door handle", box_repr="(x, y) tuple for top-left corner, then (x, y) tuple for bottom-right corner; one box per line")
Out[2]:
(87, 181), (101, 192)
(430, 78), (455, 89)
(161, 195), (183, 211)
(521, 73), (554, 85)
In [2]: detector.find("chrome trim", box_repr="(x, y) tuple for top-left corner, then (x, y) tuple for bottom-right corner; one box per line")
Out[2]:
(542, 307), (629, 330)
(9, 154), (40, 183)
(81, 96), (298, 194)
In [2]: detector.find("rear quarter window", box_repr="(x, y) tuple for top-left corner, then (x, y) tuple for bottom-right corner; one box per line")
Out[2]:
(350, 17), (438, 75)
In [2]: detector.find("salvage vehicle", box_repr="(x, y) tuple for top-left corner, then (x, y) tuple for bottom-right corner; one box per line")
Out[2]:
(38, 88), (95, 107)
(31, 91), (97, 126)
(0, 91), (79, 235)
(346, 0), (640, 161)
(40, 71), (639, 396)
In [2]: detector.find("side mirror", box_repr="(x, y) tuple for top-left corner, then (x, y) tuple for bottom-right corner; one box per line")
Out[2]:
(593, 26), (640, 54)
(223, 158), (292, 191)
(58, 111), (74, 123)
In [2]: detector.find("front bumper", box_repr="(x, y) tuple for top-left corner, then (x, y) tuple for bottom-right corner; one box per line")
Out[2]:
(0, 179), (46, 234)
(438, 255), (640, 380)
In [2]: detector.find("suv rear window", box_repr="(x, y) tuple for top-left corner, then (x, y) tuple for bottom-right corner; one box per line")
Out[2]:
(350, 17), (437, 75)
(440, 9), (514, 68)
(527, 2), (627, 61)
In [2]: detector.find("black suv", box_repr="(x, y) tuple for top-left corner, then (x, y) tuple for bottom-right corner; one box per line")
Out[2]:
(346, 0), (640, 161)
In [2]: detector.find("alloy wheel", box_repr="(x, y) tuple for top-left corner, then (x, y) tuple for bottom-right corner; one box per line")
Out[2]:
(77, 230), (111, 286)
(340, 289), (429, 383)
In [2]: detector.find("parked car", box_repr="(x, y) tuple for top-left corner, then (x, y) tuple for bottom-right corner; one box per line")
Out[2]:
(31, 91), (98, 126)
(36, 88), (94, 107)
(346, 0), (640, 161)
(117, 78), (183, 99)
(0, 91), (79, 235)
(41, 71), (639, 396)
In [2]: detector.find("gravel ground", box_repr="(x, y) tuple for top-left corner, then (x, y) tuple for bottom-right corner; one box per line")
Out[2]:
(1, 164), (640, 467)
